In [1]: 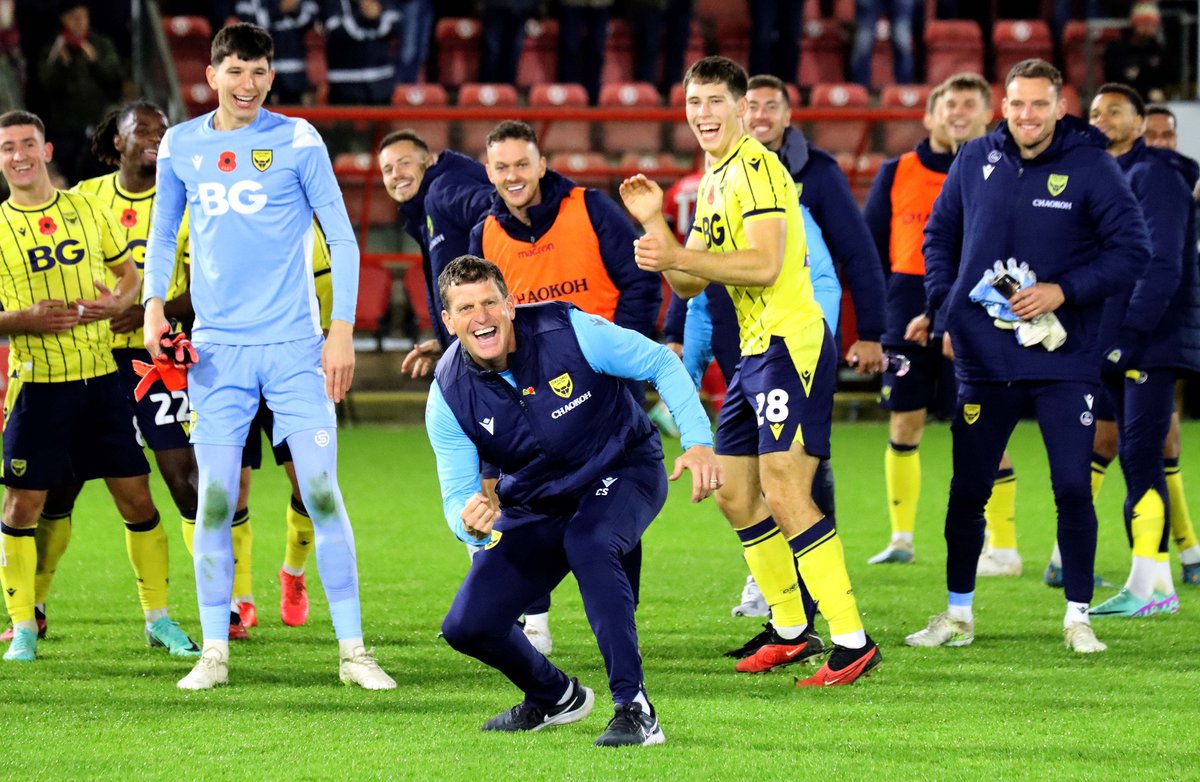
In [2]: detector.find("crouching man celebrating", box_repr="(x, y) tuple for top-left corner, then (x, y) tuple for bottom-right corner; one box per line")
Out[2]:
(426, 255), (721, 747)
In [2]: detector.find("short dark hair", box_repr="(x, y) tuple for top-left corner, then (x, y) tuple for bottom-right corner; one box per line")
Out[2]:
(1146, 103), (1176, 121)
(378, 129), (430, 156)
(0, 110), (45, 138)
(211, 22), (274, 67)
(90, 100), (166, 167)
(1004, 59), (1063, 96)
(937, 73), (992, 112)
(485, 119), (538, 149)
(747, 74), (789, 104)
(684, 56), (748, 101)
(438, 255), (510, 310)
(1097, 83), (1146, 117)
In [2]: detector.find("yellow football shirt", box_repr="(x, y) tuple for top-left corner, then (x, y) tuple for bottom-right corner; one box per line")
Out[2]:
(0, 190), (128, 381)
(72, 172), (190, 349)
(313, 219), (332, 331)
(691, 135), (824, 356)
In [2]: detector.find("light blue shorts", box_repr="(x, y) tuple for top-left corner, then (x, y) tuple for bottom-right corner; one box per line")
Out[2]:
(188, 336), (336, 447)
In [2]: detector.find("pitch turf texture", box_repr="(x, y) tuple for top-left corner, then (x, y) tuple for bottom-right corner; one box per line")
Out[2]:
(5, 421), (1200, 779)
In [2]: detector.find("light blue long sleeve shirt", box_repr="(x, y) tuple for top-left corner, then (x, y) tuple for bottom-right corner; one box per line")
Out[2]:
(143, 108), (359, 344)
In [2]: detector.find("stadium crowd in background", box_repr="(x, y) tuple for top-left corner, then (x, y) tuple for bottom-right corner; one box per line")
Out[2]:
(0, 0), (1198, 750)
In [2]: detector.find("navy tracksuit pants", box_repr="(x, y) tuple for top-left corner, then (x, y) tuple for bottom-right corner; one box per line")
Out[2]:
(946, 380), (1100, 604)
(1104, 369), (1175, 553)
(441, 458), (667, 707)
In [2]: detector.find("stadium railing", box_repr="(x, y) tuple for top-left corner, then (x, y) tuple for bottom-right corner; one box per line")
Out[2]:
(278, 103), (925, 262)
(277, 104), (922, 341)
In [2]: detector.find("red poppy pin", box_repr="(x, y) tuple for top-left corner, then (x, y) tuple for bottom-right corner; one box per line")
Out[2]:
(38, 216), (56, 235)
(706, 185), (715, 205)
(218, 151), (237, 172)
(120, 208), (138, 228)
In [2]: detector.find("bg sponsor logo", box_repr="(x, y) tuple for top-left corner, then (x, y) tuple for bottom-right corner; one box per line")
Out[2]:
(197, 181), (268, 215)
(27, 240), (85, 272)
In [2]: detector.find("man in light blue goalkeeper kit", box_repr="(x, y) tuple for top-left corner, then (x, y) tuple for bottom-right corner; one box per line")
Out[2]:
(429, 256), (721, 747)
(142, 22), (395, 690)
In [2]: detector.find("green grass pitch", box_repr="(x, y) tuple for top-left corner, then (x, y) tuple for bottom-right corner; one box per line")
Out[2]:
(4, 421), (1200, 779)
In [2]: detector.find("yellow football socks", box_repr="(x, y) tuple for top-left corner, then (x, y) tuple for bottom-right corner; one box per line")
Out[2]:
(984, 469), (1018, 550)
(284, 497), (314, 574)
(125, 513), (169, 612)
(181, 517), (196, 556)
(735, 517), (808, 629)
(33, 511), (72, 604)
(787, 518), (864, 638)
(1165, 459), (1199, 552)
(231, 508), (252, 599)
(1091, 453), (1111, 500)
(1, 523), (37, 624)
(885, 442), (920, 536)
(1131, 489), (1166, 559)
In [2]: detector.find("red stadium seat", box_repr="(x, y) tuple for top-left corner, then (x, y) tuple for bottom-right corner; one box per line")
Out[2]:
(1061, 84), (1082, 118)
(435, 17), (481, 89)
(598, 82), (661, 155)
(830, 0), (855, 21)
(696, 0), (748, 27)
(924, 20), (984, 85)
(517, 19), (558, 88)
(618, 152), (690, 179)
(808, 83), (870, 155)
(548, 152), (612, 190)
(356, 264), (394, 340)
(868, 19), (894, 88)
(837, 153), (885, 208)
(390, 84), (449, 151)
(601, 19), (634, 86)
(458, 83), (520, 157)
(528, 83), (591, 154)
(182, 82), (217, 118)
(714, 19), (751, 71)
(880, 84), (931, 155)
(163, 16), (212, 85)
(797, 19), (846, 88)
(305, 27), (327, 104)
(1063, 20), (1122, 88)
(667, 82), (694, 154)
(992, 20), (1053, 84)
(334, 153), (396, 228)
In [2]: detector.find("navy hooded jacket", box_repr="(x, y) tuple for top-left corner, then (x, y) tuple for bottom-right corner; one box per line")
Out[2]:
(776, 126), (887, 342)
(923, 115), (1151, 383)
(397, 150), (493, 348)
(1101, 139), (1200, 372)
(468, 168), (661, 337)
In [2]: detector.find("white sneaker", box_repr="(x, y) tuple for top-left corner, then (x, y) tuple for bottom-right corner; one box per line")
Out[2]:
(1064, 622), (1107, 653)
(867, 541), (915, 565)
(977, 549), (1022, 577)
(523, 612), (553, 656)
(905, 612), (975, 647)
(177, 647), (229, 690)
(339, 646), (397, 689)
(731, 575), (770, 617)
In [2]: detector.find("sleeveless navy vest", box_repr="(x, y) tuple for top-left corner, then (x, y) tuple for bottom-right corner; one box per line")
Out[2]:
(435, 302), (661, 514)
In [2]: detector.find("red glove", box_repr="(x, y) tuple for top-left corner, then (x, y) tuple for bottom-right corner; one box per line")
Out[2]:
(132, 325), (198, 401)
